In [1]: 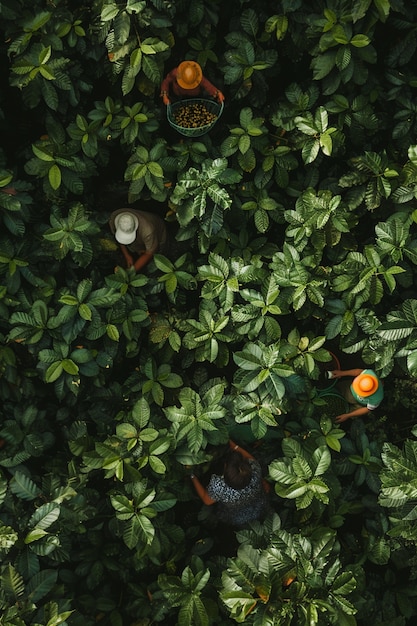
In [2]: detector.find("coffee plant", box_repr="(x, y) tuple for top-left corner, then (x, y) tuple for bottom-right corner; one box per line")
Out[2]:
(2, 1), (417, 625)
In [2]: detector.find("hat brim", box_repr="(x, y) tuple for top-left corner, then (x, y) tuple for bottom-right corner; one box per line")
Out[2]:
(177, 77), (201, 89)
(114, 213), (139, 245)
(114, 229), (137, 245)
(176, 62), (202, 90)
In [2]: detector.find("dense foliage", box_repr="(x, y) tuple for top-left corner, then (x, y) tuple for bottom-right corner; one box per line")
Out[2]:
(2, 0), (417, 624)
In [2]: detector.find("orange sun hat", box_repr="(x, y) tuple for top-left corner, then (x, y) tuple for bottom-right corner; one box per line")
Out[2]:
(177, 61), (203, 89)
(352, 373), (378, 397)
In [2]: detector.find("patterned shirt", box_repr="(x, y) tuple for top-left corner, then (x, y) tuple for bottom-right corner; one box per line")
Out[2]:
(207, 459), (268, 526)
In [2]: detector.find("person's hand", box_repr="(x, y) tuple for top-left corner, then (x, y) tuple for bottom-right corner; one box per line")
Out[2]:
(163, 94), (170, 105)
(330, 369), (344, 378)
(262, 478), (271, 494)
(335, 413), (351, 423)
(184, 464), (194, 474)
(217, 91), (225, 103)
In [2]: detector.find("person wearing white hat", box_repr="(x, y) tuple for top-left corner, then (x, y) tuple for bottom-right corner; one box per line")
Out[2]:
(109, 208), (168, 272)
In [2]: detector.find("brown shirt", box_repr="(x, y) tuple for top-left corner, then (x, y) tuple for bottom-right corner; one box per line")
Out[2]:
(109, 208), (167, 255)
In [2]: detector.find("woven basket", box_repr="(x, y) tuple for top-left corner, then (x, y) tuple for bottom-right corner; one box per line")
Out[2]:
(167, 98), (224, 137)
(317, 389), (350, 415)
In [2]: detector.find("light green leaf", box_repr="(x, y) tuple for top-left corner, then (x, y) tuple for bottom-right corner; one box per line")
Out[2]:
(61, 358), (79, 375)
(32, 143), (54, 162)
(101, 3), (119, 21)
(350, 34), (370, 47)
(313, 446), (331, 476)
(45, 361), (63, 383)
(48, 164), (61, 190)
(106, 323), (120, 341)
(24, 528), (48, 543)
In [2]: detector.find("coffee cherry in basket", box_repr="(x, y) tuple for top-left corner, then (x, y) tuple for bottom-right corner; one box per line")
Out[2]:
(174, 102), (217, 128)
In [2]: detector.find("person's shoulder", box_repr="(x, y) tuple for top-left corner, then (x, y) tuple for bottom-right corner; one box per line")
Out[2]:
(362, 368), (379, 378)
(132, 209), (164, 221)
(249, 459), (261, 475)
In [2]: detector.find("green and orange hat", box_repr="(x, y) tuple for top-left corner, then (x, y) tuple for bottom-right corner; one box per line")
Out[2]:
(352, 373), (379, 397)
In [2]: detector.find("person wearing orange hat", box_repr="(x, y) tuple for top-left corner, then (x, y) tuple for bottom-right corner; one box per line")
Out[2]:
(109, 208), (168, 272)
(329, 368), (384, 423)
(160, 60), (224, 105)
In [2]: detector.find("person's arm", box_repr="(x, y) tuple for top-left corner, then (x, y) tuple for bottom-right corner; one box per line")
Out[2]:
(331, 368), (364, 378)
(190, 474), (216, 505)
(200, 76), (224, 102)
(335, 406), (370, 423)
(160, 70), (175, 105)
(120, 244), (134, 268)
(228, 439), (255, 460)
(133, 251), (154, 272)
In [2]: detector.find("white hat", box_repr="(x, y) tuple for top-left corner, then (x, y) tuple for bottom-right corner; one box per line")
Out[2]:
(114, 212), (139, 245)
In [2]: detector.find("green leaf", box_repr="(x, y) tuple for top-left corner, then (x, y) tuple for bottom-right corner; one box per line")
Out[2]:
(233, 344), (264, 369)
(326, 434), (342, 452)
(79, 303), (92, 321)
(61, 358), (79, 375)
(133, 513), (155, 545)
(39, 65), (55, 80)
(220, 589), (258, 622)
(313, 446), (331, 476)
(106, 323), (120, 341)
(130, 47), (142, 68)
(0, 525), (18, 550)
(24, 528), (48, 543)
(59, 294), (78, 305)
(10, 472), (41, 500)
(132, 397), (150, 428)
(110, 494), (134, 516)
(48, 164), (61, 190)
(350, 34), (370, 47)
(254, 208), (269, 233)
(332, 571), (357, 595)
(101, 3), (119, 21)
(29, 502), (60, 530)
(1, 564), (25, 599)
(149, 455), (167, 473)
(45, 361), (63, 383)
(27, 570), (58, 603)
(116, 423), (138, 439)
(320, 132), (333, 156)
(32, 143), (54, 161)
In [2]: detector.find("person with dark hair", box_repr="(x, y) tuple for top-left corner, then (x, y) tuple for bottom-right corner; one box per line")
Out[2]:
(189, 439), (269, 527)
